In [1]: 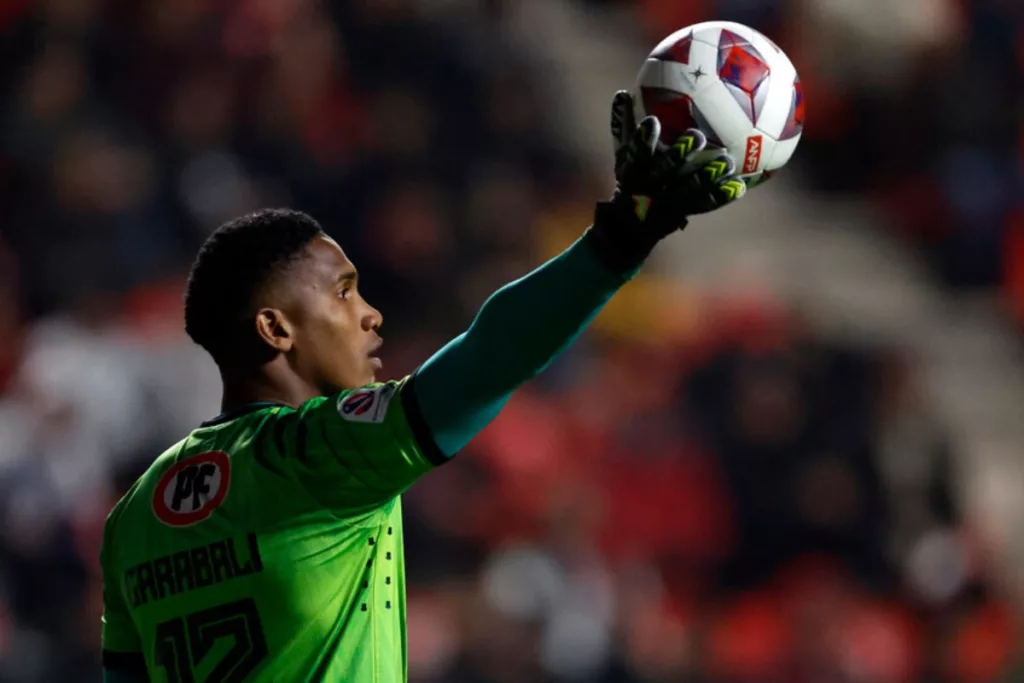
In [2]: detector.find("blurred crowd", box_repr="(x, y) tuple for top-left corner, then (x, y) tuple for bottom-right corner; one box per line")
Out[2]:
(0, 0), (1021, 681)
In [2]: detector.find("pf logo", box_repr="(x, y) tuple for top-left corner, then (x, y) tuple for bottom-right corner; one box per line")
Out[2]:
(153, 451), (231, 527)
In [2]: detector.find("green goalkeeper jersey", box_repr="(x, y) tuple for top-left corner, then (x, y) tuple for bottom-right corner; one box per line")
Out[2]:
(100, 377), (443, 683)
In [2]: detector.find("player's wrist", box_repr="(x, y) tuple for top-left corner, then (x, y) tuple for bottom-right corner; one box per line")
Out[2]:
(586, 199), (682, 274)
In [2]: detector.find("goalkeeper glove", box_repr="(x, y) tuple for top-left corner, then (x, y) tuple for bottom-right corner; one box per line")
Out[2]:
(587, 90), (748, 273)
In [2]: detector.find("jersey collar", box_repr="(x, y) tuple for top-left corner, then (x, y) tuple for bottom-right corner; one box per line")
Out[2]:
(200, 402), (287, 428)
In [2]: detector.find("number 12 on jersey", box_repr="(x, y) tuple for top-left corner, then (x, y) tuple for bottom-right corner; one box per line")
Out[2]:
(155, 598), (268, 683)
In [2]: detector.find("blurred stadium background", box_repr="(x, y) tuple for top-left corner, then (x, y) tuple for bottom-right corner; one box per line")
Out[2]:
(1, 0), (1023, 680)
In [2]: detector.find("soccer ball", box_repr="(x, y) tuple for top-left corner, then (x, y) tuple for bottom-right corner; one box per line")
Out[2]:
(633, 21), (804, 188)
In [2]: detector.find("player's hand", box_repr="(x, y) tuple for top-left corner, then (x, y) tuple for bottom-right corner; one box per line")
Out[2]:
(663, 130), (748, 216)
(588, 90), (747, 272)
(610, 90), (746, 230)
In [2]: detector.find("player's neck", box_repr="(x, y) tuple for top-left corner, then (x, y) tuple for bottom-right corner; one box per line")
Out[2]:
(219, 366), (321, 412)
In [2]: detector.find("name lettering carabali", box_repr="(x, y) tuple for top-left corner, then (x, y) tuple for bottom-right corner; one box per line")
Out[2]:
(123, 533), (263, 608)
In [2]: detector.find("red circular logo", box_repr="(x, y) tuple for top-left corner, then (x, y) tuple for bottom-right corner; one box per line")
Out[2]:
(152, 451), (231, 527)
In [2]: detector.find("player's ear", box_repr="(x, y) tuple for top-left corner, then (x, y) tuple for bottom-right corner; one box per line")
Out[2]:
(255, 307), (294, 353)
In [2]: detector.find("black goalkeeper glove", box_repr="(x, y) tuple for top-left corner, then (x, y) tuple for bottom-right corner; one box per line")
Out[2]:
(586, 90), (748, 273)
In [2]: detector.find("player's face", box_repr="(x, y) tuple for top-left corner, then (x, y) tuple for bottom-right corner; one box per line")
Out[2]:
(286, 235), (383, 392)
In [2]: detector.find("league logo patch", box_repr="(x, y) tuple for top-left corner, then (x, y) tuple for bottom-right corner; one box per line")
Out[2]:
(338, 384), (395, 424)
(153, 451), (231, 527)
(743, 134), (763, 174)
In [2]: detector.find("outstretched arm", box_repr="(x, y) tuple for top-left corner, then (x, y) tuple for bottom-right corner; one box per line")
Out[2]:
(409, 92), (747, 457)
(410, 223), (635, 456)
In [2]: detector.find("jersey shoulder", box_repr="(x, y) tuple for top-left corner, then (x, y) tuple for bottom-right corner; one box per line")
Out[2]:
(106, 376), (439, 548)
(101, 437), (192, 570)
(107, 411), (285, 543)
(298, 376), (438, 460)
(301, 378), (402, 424)
(286, 376), (446, 514)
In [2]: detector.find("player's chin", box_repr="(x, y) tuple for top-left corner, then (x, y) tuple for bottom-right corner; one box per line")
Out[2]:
(367, 355), (383, 381)
(350, 365), (376, 389)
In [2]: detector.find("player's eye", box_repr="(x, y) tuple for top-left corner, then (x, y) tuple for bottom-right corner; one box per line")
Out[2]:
(338, 286), (351, 300)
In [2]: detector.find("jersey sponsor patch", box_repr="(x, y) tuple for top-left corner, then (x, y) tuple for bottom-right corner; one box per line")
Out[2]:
(337, 384), (396, 424)
(153, 451), (231, 527)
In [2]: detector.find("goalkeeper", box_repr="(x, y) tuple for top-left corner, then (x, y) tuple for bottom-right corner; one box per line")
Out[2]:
(100, 92), (747, 683)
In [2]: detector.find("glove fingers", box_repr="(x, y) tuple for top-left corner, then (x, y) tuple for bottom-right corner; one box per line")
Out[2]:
(714, 176), (747, 204)
(635, 116), (661, 155)
(610, 90), (636, 150)
(655, 147), (731, 192)
(670, 128), (708, 162)
(699, 153), (737, 186)
(680, 153), (746, 214)
(619, 115), (661, 181)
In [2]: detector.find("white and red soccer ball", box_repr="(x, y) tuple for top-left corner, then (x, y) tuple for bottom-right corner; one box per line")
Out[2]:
(634, 21), (804, 188)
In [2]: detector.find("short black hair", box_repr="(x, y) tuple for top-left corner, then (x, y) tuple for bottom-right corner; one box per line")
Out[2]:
(184, 208), (324, 363)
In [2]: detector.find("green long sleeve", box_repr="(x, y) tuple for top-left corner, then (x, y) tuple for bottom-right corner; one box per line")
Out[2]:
(410, 228), (638, 457)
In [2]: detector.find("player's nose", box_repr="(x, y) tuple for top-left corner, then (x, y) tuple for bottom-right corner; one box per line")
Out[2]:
(362, 302), (383, 332)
